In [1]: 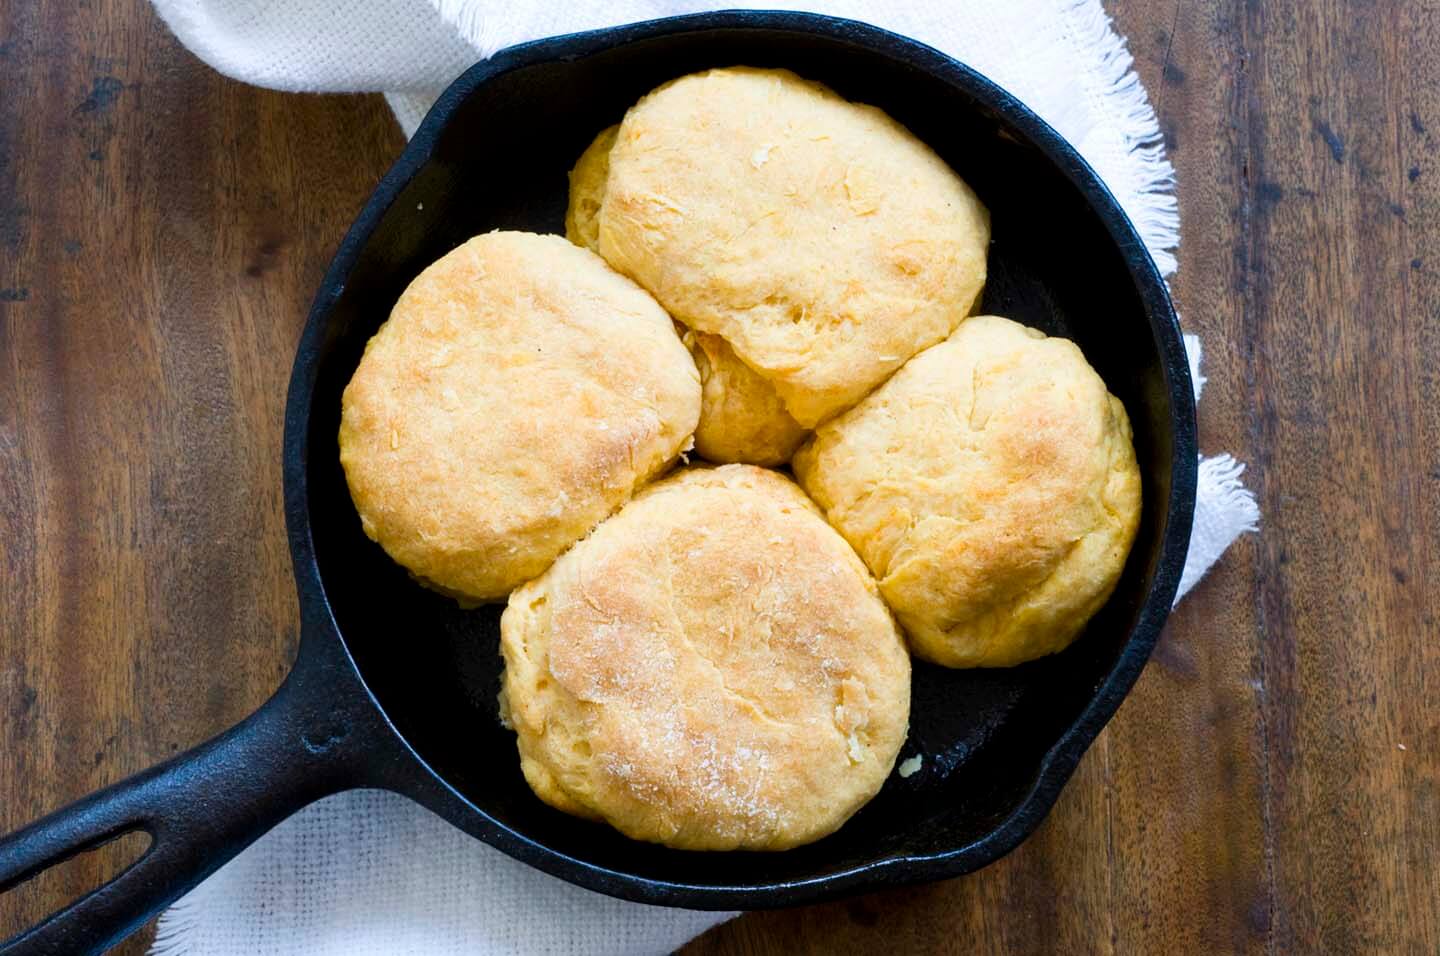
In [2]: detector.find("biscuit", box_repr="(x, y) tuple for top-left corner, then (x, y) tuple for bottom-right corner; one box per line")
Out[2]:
(564, 124), (618, 254)
(567, 125), (806, 465)
(339, 231), (700, 602)
(500, 464), (910, 850)
(592, 67), (990, 427)
(793, 316), (1142, 668)
(685, 330), (808, 466)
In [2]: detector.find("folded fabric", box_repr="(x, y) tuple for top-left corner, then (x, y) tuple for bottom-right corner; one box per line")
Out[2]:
(146, 2), (1258, 953)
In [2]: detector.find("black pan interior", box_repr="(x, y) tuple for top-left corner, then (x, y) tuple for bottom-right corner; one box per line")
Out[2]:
(300, 20), (1184, 893)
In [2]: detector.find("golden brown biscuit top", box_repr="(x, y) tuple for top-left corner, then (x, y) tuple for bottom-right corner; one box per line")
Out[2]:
(794, 316), (1141, 667)
(595, 67), (990, 427)
(500, 464), (911, 850)
(339, 231), (699, 601)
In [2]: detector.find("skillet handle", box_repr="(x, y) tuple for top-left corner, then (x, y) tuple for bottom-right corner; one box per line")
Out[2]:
(0, 650), (382, 956)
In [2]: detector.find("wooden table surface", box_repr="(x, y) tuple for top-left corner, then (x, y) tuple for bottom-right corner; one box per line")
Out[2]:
(2, 0), (1436, 952)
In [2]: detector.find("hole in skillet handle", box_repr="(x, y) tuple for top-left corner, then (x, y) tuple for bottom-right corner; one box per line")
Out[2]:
(0, 829), (153, 941)
(0, 648), (398, 956)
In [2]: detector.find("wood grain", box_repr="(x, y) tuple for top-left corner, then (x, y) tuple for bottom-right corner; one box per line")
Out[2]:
(1, 1), (1436, 954)
(0, 1), (404, 951)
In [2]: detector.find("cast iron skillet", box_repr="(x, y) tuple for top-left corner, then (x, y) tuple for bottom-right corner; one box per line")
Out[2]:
(0, 11), (1196, 955)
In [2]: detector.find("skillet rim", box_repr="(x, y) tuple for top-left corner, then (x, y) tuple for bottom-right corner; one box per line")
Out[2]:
(281, 9), (1199, 908)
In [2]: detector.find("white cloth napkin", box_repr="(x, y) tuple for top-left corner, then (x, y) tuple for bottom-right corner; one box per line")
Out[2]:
(146, 2), (1258, 953)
